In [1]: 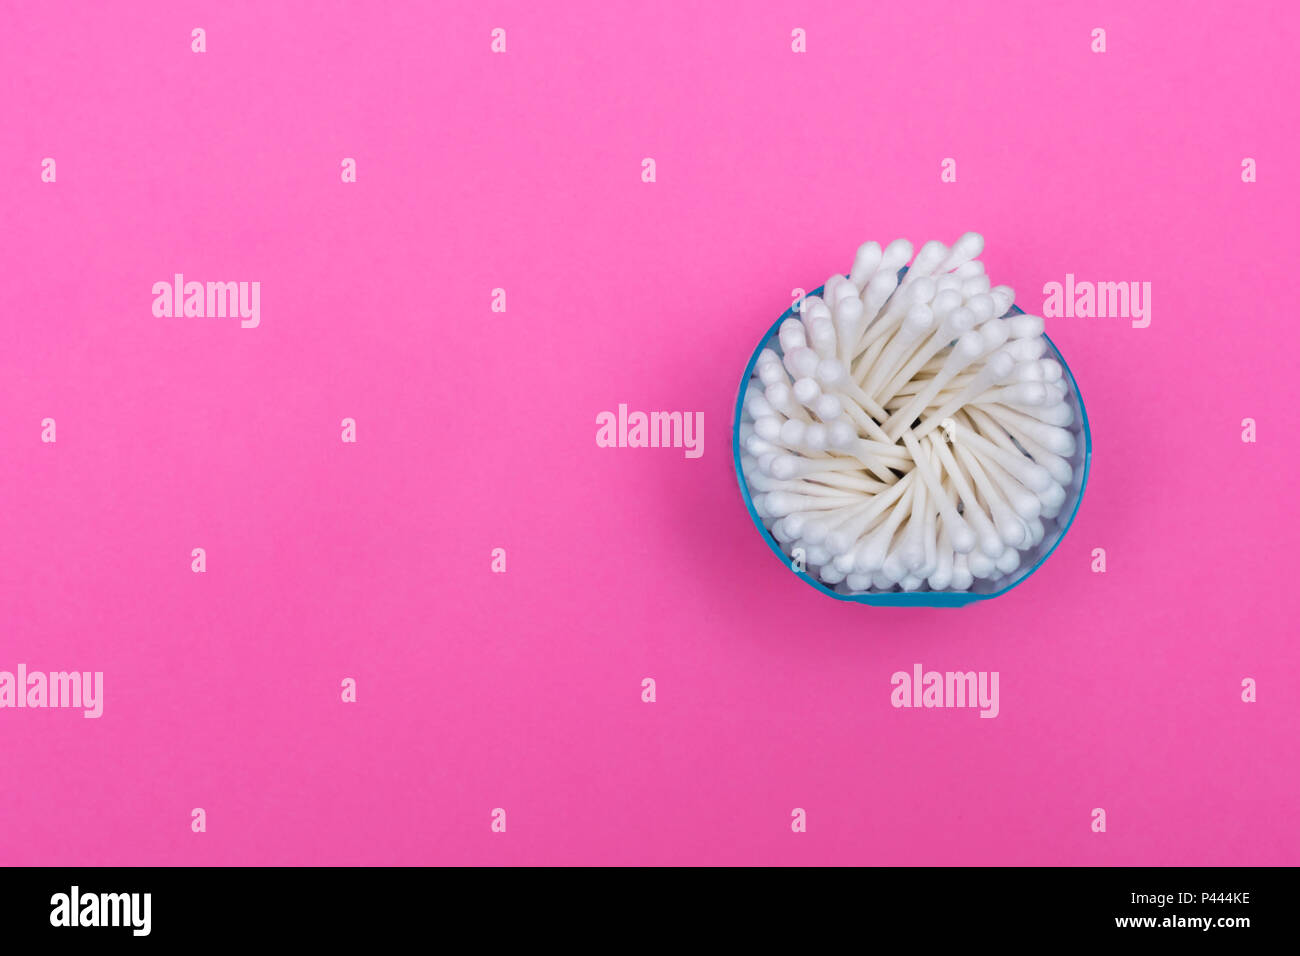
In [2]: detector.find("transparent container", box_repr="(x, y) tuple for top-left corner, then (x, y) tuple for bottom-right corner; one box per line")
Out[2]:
(732, 272), (1091, 607)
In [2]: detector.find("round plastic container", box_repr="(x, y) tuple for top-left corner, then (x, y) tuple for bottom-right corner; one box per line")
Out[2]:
(732, 272), (1091, 607)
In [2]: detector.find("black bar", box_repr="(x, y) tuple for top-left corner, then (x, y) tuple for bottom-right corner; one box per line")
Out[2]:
(0, 866), (1279, 943)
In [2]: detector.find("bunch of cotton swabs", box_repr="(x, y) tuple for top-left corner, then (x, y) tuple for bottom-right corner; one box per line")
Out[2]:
(739, 233), (1079, 593)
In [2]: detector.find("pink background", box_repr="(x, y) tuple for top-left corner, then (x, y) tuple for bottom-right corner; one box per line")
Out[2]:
(2, 1), (1297, 866)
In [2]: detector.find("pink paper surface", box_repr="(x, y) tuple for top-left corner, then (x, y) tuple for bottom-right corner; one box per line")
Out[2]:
(2, 0), (1297, 866)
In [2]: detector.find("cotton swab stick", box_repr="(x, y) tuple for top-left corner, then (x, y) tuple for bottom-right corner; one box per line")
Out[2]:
(908, 349), (1016, 442)
(872, 296), (973, 402)
(882, 331), (987, 439)
(898, 429), (976, 553)
(860, 304), (935, 398)
(927, 431), (1004, 559)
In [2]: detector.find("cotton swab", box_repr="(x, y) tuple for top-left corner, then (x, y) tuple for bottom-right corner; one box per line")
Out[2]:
(738, 232), (1083, 595)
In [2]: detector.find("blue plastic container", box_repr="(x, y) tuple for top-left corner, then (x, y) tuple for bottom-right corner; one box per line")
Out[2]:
(732, 273), (1091, 607)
